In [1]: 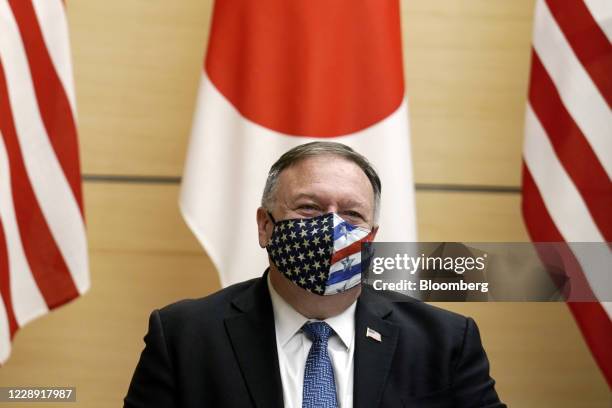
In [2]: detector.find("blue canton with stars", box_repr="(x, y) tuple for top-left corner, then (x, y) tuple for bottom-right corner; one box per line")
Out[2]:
(266, 213), (336, 295)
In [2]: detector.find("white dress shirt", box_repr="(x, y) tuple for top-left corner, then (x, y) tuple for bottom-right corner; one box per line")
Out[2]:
(267, 277), (355, 408)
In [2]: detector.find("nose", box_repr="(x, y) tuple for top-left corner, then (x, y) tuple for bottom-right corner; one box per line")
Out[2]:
(323, 205), (339, 214)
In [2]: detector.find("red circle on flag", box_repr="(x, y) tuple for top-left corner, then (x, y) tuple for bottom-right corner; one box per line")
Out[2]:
(205, 0), (405, 137)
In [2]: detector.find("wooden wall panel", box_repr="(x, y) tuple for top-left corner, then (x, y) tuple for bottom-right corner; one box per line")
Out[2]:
(439, 303), (610, 407)
(69, 0), (213, 177)
(403, 0), (535, 187)
(416, 190), (529, 241)
(85, 182), (203, 254)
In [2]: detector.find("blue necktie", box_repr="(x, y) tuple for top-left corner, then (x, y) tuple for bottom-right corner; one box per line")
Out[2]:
(302, 322), (338, 408)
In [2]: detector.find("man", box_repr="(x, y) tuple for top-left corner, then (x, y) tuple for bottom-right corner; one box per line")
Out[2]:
(124, 142), (505, 407)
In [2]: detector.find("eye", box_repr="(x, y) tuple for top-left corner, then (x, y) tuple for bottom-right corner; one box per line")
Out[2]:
(342, 210), (365, 222)
(295, 203), (321, 216)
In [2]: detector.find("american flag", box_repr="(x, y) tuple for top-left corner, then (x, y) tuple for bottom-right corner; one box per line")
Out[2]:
(521, 0), (611, 387)
(0, 0), (89, 364)
(267, 213), (373, 295)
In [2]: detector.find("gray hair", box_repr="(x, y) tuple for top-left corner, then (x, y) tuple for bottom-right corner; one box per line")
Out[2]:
(261, 141), (381, 222)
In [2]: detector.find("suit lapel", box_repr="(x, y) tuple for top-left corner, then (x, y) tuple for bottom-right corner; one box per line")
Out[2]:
(353, 288), (400, 408)
(224, 274), (284, 408)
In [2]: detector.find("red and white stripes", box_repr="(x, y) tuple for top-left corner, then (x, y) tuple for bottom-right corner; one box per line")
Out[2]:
(522, 0), (611, 387)
(0, 0), (88, 364)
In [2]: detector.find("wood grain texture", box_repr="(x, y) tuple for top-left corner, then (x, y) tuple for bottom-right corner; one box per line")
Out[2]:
(85, 182), (203, 254)
(69, 0), (213, 177)
(416, 190), (529, 241)
(403, 0), (535, 187)
(437, 303), (610, 408)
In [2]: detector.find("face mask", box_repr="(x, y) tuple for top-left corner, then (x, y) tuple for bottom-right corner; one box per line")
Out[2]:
(266, 212), (373, 295)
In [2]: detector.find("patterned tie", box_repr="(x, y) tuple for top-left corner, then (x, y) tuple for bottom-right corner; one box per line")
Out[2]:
(302, 322), (338, 408)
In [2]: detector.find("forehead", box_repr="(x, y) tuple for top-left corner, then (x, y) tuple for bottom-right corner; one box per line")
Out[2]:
(275, 154), (374, 204)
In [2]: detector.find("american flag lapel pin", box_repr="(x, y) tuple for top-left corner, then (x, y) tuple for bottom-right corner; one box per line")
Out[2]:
(366, 327), (382, 342)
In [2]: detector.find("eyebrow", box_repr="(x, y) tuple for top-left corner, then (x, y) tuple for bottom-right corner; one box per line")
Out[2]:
(292, 193), (320, 202)
(340, 199), (367, 209)
(292, 193), (367, 209)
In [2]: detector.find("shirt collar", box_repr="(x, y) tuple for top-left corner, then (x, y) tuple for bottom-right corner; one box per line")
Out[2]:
(325, 301), (356, 350)
(267, 275), (356, 350)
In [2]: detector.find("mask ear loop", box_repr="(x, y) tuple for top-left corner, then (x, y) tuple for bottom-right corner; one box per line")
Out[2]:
(265, 212), (277, 249)
(267, 211), (277, 225)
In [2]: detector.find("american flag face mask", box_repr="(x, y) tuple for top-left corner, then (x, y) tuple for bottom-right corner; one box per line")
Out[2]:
(266, 212), (374, 295)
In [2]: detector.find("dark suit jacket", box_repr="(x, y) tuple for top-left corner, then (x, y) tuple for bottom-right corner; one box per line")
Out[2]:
(124, 272), (505, 407)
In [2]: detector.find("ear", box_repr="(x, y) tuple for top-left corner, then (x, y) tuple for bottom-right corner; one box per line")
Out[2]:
(257, 207), (274, 248)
